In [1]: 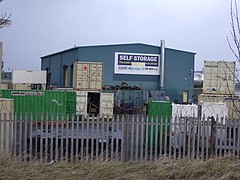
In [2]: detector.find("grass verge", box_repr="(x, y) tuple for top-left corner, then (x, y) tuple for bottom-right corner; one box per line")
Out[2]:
(0, 154), (240, 179)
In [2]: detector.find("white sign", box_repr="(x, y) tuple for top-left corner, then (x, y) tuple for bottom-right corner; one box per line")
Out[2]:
(114, 52), (160, 75)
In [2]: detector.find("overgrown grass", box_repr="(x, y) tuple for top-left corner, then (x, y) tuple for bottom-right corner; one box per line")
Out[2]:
(0, 154), (240, 179)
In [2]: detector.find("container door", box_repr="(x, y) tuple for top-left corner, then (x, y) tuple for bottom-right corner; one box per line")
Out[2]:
(89, 63), (103, 90)
(73, 63), (90, 89)
(219, 62), (235, 94)
(87, 92), (100, 115)
(72, 62), (103, 90)
(76, 91), (88, 115)
(100, 93), (114, 117)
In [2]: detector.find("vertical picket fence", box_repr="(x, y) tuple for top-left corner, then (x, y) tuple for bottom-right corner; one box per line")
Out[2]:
(0, 113), (239, 162)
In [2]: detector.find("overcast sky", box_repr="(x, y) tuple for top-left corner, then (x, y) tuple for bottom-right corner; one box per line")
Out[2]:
(0, 0), (237, 71)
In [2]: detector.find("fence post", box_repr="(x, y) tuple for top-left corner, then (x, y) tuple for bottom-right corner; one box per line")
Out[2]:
(135, 114), (139, 161)
(50, 113), (54, 162)
(140, 115), (144, 162)
(110, 115), (115, 160)
(210, 116), (216, 157)
(116, 115), (120, 161)
(91, 115), (95, 161)
(95, 115), (100, 161)
(130, 115), (134, 161)
(120, 115), (124, 162)
(55, 114), (59, 162)
(71, 114), (74, 163)
(76, 115), (80, 161)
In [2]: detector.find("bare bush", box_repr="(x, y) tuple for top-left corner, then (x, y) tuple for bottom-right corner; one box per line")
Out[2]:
(0, 0), (11, 29)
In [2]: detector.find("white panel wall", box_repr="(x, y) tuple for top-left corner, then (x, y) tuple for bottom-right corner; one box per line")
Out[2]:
(12, 70), (46, 84)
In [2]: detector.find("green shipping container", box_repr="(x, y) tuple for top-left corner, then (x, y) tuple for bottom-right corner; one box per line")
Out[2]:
(0, 90), (76, 121)
(147, 101), (172, 148)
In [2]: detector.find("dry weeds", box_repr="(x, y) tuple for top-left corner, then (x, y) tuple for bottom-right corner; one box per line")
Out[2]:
(0, 153), (240, 180)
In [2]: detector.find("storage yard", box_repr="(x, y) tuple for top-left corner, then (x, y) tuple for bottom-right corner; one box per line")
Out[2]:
(0, 42), (240, 162)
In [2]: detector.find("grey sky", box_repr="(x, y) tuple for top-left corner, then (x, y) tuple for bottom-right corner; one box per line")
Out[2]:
(0, 0), (236, 71)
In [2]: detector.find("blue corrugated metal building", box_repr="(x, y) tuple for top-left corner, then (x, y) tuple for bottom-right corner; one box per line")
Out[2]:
(41, 43), (196, 103)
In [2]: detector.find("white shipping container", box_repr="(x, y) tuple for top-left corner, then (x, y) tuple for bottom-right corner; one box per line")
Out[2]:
(200, 102), (228, 122)
(0, 98), (14, 114)
(203, 61), (235, 95)
(171, 103), (198, 141)
(0, 84), (9, 90)
(76, 90), (113, 117)
(100, 92), (114, 116)
(198, 94), (240, 120)
(73, 62), (103, 90)
(8, 83), (32, 90)
(8, 83), (46, 90)
(0, 98), (14, 152)
(76, 91), (88, 115)
(12, 70), (46, 84)
(172, 103), (198, 118)
(199, 102), (228, 147)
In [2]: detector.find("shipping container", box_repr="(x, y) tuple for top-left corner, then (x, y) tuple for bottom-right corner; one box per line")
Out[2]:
(199, 102), (228, 144)
(76, 90), (114, 117)
(8, 83), (46, 90)
(72, 62), (103, 90)
(199, 102), (228, 122)
(8, 83), (32, 90)
(171, 103), (198, 142)
(198, 94), (240, 120)
(0, 98), (14, 115)
(203, 61), (235, 94)
(236, 83), (240, 94)
(0, 90), (76, 120)
(171, 103), (198, 149)
(172, 103), (198, 118)
(0, 98), (14, 152)
(12, 70), (46, 84)
(147, 101), (172, 147)
(100, 92), (114, 116)
(0, 83), (9, 90)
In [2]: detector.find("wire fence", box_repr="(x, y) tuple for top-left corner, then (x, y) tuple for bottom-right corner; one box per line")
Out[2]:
(0, 113), (240, 163)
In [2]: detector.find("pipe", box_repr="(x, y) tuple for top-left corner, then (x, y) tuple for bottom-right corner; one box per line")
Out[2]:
(160, 40), (165, 90)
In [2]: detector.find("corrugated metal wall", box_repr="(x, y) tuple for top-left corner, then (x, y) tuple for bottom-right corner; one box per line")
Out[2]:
(41, 43), (195, 103)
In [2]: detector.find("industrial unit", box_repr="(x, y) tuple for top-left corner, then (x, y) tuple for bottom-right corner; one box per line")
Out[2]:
(41, 42), (196, 104)
(1, 70), (47, 90)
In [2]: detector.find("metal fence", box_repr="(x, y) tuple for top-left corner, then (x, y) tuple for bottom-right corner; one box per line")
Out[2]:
(0, 113), (240, 163)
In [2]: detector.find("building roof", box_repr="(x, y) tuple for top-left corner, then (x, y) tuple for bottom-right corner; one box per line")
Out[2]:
(41, 43), (196, 59)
